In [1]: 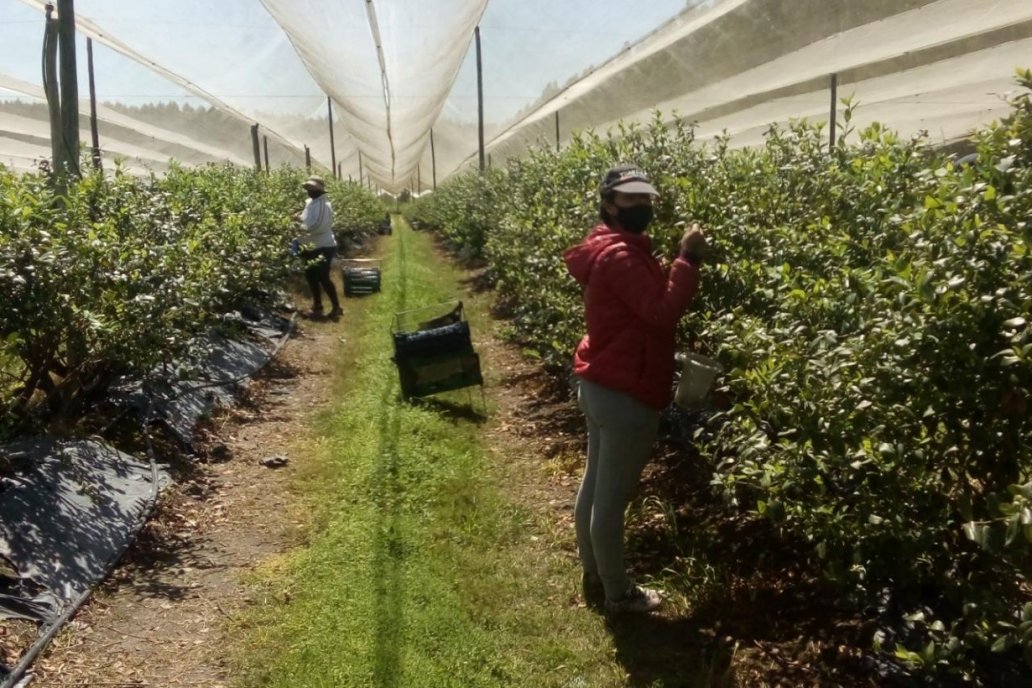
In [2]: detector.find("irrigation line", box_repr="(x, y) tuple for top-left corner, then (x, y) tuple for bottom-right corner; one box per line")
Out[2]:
(0, 313), (297, 688)
(0, 397), (157, 688)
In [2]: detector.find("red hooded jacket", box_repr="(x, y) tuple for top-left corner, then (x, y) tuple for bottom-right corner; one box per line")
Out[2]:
(564, 223), (700, 410)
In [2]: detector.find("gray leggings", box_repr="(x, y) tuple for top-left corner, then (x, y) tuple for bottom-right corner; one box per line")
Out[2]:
(575, 378), (660, 599)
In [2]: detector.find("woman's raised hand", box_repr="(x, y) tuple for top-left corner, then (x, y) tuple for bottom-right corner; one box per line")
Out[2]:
(679, 223), (707, 259)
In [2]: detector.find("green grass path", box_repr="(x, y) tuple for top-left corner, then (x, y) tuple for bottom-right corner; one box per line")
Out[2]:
(231, 218), (652, 688)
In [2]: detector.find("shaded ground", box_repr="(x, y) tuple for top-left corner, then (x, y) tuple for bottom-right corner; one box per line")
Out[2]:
(483, 347), (1028, 687)
(20, 314), (343, 687)
(452, 248), (892, 688)
(474, 316), (885, 688)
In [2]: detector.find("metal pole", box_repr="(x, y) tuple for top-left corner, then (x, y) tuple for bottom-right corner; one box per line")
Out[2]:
(86, 37), (101, 170)
(829, 73), (838, 150)
(417, 165), (421, 194)
(43, 4), (64, 177)
(337, 162), (342, 180)
(56, 0), (80, 177)
(358, 150), (364, 186)
(475, 26), (485, 173)
(304, 145), (311, 170)
(430, 128), (437, 190)
(250, 124), (261, 170)
(263, 135), (269, 172)
(555, 111), (560, 153)
(327, 96), (337, 178)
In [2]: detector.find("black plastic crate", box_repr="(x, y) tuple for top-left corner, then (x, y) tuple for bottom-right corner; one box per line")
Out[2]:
(391, 302), (483, 400)
(341, 259), (382, 297)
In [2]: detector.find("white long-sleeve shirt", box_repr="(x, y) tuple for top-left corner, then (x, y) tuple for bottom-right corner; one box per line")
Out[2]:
(296, 195), (336, 249)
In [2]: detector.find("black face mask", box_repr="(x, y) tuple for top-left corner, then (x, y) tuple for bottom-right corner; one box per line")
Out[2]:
(616, 205), (653, 234)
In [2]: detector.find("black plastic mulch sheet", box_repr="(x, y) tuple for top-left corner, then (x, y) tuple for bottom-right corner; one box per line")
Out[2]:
(112, 308), (293, 445)
(146, 334), (272, 445)
(0, 438), (169, 624)
(227, 308), (293, 343)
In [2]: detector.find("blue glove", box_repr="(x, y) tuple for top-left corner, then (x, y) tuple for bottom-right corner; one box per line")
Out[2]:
(289, 238), (300, 256)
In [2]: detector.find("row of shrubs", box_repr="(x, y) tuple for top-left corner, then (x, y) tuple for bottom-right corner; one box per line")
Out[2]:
(0, 162), (385, 436)
(408, 73), (1032, 678)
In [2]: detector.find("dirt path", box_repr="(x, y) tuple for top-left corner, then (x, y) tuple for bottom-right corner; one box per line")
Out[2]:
(18, 260), (588, 688)
(27, 315), (344, 687)
(8, 219), (576, 688)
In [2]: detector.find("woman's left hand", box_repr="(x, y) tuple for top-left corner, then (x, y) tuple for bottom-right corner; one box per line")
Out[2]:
(679, 223), (707, 259)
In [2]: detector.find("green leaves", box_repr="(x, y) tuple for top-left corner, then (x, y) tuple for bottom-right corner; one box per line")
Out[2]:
(417, 79), (1032, 674)
(0, 163), (383, 427)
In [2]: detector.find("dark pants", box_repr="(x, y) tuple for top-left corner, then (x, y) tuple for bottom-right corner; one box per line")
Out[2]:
(301, 247), (340, 312)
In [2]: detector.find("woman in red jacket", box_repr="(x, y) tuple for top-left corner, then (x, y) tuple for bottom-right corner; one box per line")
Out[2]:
(564, 164), (706, 613)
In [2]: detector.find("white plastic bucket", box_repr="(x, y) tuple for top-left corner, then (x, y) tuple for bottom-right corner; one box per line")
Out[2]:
(674, 352), (723, 409)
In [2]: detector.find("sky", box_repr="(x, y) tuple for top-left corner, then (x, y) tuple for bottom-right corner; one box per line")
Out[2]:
(0, 0), (695, 125)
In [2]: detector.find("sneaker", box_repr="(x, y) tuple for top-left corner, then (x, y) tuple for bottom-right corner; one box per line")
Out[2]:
(604, 584), (663, 614)
(582, 572), (605, 608)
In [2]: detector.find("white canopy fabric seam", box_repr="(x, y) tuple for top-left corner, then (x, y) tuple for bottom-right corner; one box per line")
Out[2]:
(365, 0), (396, 180)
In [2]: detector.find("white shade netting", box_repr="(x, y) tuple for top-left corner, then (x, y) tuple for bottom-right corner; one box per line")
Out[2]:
(6, 0), (342, 176)
(0, 74), (256, 174)
(5, 0), (491, 190)
(259, 0), (487, 190)
(1, 0), (1031, 186)
(465, 0), (1032, 174)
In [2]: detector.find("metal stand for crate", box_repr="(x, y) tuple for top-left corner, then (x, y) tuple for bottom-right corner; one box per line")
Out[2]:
(391, 301), (485, 408)
(341, 258), (382, 297)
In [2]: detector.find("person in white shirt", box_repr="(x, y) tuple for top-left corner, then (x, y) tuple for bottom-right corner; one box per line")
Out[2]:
(296, 175), (341, 319)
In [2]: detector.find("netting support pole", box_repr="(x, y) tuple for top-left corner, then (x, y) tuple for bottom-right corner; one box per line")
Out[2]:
(430, 128), (437, 190)
(250, 124), (261, 170)
(86, 37), (101, 171)
(337, 162), (342, 180)
(263, 135), (269, 172)
(555, 111), (560, 153)
(475, 26), (485, 173)
(57, 0), (80, 178)
(327, 96), (337, 179)
(417, 165), (421, 193)
(304, 145), (311, 170)
(829, 73), (838, 151)
(43, 5), (65, 180)
(358, 150), (364, 186)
